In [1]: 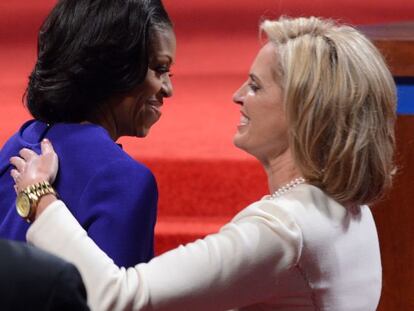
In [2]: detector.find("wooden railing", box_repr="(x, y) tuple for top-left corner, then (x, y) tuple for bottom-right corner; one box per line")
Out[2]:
(360, 21), (414, 77)
(359, 22), (414, 311)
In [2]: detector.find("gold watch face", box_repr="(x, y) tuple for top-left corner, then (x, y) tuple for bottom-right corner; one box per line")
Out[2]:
(16, 192), (32, 218)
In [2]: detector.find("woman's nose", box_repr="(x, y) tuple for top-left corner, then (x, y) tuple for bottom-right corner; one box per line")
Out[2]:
(162, 74), (173, 98)
(232, 84), (245, 105)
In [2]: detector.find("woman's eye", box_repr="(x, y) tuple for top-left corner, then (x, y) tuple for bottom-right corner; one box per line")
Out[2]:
(248, 83), (260, 92)
(155, 66), (170, 75)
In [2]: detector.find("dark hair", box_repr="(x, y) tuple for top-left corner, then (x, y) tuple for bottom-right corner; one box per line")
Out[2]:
(26, 0), (172, 123)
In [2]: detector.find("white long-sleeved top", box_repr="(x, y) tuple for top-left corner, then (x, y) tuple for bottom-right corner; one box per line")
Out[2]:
(27, 184), (381, 311)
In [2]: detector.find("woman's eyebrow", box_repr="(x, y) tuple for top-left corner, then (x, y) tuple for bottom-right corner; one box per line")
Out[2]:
(157, 54), (173, 64)
(249, 73), (262, 84)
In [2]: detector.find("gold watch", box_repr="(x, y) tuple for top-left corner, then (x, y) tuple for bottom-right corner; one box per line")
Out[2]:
(16, 181), (57, 222)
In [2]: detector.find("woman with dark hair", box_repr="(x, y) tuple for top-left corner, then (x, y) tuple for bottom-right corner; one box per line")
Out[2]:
(11, 17), (395, 310)
(0, 0), (176, 267)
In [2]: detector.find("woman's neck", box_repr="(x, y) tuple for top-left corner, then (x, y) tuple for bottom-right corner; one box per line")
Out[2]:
(262, 148), (302, 194)
(87, 103), (120, 141)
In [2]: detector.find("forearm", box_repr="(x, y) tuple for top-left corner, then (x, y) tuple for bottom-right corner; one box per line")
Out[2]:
(27, 200), (302, 311)
(27, 201), (145, 311)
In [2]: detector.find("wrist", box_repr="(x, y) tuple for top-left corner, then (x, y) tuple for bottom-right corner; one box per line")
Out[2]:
(17, 176), (52, 194)
(34, 194), (58, 221)
(16, 181), (58, 223)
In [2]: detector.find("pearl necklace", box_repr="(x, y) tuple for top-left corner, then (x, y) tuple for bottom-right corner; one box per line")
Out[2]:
(269, 177), (306, 199)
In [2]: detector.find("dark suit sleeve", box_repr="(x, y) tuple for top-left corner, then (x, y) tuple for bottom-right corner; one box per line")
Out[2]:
(47, 262), (90, 311)
(78, 159), (158, 267)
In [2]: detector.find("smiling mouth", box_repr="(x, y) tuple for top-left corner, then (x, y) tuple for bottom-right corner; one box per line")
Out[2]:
(238, 111), (250, 127)
(239, 115), (249, 126)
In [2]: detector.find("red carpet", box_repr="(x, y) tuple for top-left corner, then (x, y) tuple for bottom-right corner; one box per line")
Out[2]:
(0, 0), (413, 254)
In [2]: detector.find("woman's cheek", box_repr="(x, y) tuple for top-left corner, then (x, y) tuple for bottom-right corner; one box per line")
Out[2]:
(144, 72), (161, 95)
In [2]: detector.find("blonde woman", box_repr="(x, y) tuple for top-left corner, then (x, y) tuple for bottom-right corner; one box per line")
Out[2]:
(11, 17), (395, 311)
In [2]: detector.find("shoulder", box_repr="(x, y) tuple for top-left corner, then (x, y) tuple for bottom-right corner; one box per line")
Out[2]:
(231, 197), (303, 247)
(233, 197), (300, 226)
(88, 159), (158, 210)
(48, 123), (153, 178)
(88, 158), (156, 186)
(232, 185), (328, 224)
(267, 184), (374, 249)
(271, 184), (350, 224)
(0, 122), (30, 166)
(78, 158), (157, 209)
(0, 239), (88, 310)
(0, 239), (79, 281)
(49, 123), (127, 159)
(0, 238), (60, 268)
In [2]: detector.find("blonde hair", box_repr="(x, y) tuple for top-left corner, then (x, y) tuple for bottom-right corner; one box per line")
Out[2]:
(261, 17), (396, 207)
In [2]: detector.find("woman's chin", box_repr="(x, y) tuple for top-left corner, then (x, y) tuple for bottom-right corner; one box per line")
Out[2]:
(134, 120), (159, 137)
(233, 133), (248, 152)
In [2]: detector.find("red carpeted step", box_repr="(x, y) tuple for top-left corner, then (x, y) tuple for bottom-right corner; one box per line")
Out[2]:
(141, 158), (267, 254)
(139, 157), (268, 254)
(154, 215), (231, 255)
(141, 159), (268, 218)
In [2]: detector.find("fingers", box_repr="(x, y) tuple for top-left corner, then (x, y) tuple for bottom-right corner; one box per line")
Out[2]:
(19, 148), (36, 161)
(10, 168), (20, 181)
(10, 156), (26, 173)
(41, 138), (55, 155)
(10, 142), (58, 188)
(10, 169), (20, 194)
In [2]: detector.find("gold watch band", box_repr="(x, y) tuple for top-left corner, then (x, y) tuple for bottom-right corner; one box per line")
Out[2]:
(16, 181), (57, 223)
(25, 181), (57, 199)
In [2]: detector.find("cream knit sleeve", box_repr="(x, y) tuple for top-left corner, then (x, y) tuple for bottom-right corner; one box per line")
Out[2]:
(27, 199), (302, 311)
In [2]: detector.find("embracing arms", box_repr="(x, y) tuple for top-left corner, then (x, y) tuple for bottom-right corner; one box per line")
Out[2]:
(11, 140), (302, 311)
